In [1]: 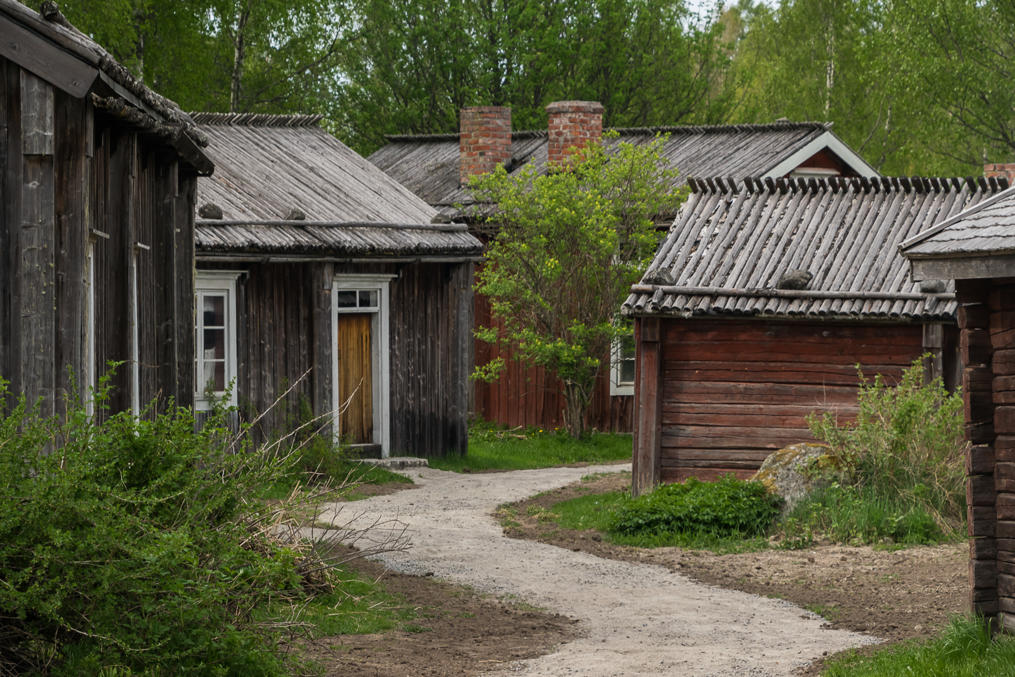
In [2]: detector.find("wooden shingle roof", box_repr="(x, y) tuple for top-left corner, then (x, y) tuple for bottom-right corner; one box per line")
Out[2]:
(194, 113), (482, 258)
(624, 176), (1010, 321)
(368, 122), (877, 221)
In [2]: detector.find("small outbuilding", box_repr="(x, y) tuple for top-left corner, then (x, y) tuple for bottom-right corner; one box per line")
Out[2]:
(0, 0), (212, 416)
(192, 113), (482, 457)
(902, 185), (1015, 628)
(370, 104), (878, 432)
(624, 175), (1007, 495)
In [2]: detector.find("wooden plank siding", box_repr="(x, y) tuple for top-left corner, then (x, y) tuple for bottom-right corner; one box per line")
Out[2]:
(473, 287), (634, 432)
(644, 318), (924, 486)
(0, 51), (199, 418)
(215, 260), (473, 458)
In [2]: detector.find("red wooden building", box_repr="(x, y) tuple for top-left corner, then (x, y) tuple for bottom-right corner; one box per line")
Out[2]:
(903, 180), (1015, 628)
(625, 175), (1007, 495)
(370, 104), (877, 432)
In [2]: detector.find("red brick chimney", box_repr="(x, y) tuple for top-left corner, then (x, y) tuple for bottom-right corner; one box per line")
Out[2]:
(459, 106), (512, 186)
(984, 163), (1015, 187)
(546, 100), (604, 166)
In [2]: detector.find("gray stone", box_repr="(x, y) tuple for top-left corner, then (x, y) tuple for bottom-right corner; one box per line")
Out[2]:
(752, 442), (846, 513)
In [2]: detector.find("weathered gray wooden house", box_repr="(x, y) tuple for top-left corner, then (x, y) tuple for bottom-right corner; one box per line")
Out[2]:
(369, 105), (878, 433)
(902, 185), (1015, 628)
(624, 175), (1008, 495)
(0, 0), (212, 416)
(192, 113), (482, 457)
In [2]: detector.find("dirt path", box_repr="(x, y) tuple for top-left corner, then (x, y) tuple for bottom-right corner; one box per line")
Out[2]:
(327, 464), (876, 676)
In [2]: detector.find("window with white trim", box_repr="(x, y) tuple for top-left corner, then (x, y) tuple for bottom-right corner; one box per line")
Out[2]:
(610, 327), (636, 397)
(195, 272), (240, 410)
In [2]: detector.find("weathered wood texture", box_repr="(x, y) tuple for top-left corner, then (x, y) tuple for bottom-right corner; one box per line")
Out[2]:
(640, 318), (924, 488)
(956, 277), (1015, 626)
(473, 288), (634, 432)
(221, 260), (473, 458)
(1, 54), (196, 416)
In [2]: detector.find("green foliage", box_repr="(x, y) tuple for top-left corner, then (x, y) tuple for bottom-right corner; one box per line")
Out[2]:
(806, 358), (966, 539)
(469, 135), (684, 437)
(432, 425), (632, 472)
(824, 615), (1015, 677)
(609, 476), (781, 540)
(779, 484), (947, 547)
(0, 380), (316, 675)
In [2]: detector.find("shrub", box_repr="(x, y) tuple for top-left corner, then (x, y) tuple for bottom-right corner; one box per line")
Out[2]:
(0, 380), (316, 675)
(806, 357), (966, 538)
(609, 476), (782, 539)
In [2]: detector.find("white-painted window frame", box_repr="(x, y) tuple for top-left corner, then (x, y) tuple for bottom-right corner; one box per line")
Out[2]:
(609, 333), (636, 397)
(331, 275), (393, 457)
(194, 271), (241, 410)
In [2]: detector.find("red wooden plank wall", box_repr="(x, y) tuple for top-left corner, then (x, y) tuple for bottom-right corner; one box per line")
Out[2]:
(472, 289), (633, 432)
(656, 318), (924, 483)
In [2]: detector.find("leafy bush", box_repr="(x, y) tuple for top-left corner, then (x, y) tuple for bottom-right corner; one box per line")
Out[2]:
(806, 358), (967, 539)
(0, 380), (318, 675)
(609, 476), (781, 539)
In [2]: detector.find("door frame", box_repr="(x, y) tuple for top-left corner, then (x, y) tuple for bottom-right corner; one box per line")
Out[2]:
(331, 274), (393, 456)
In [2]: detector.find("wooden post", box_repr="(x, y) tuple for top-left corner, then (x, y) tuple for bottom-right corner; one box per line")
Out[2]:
(311, 262), (334, 438)
(632, 317), (662, 496)
(17, 71), (56, 417)
(956, 279), (998, 620)
(923, 322), (944, 383)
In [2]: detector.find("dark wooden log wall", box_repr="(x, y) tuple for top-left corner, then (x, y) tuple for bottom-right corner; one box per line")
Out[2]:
(224, 259), (473, 457)
(473, 290), (633, 432)
(632, 317), (925, 493)
(1, 55), (195, 417)
(956, 277), (1015, 629)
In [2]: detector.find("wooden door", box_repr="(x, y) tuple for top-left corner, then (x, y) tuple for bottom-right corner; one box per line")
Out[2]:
(338, 314), (373, 443)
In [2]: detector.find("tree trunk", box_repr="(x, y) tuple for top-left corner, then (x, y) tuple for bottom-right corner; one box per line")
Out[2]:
(230, 1), (251, 113)
(562, 379), (594, 439)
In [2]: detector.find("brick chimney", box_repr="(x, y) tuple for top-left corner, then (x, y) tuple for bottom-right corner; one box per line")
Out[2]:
(459, 106), (512, 186)
(546, 100), (604, 166)
(984, 163), (1015, 187)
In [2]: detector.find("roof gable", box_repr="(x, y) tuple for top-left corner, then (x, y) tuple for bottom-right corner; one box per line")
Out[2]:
(624, 175), (1008, 321)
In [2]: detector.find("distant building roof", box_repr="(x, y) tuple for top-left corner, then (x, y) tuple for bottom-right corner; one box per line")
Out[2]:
(193, 113), (482, 259)
(0, 0), (211, 173)
(368, 121), (878, 221)
(624, 175), (1009, 321)
(902, 187), (1015, 281)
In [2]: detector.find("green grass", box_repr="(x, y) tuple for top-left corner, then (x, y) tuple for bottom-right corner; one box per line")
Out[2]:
(779, 484), (955, 547)
(824, 616), (1015, 676)
(260, 460), (412, 501)
(431, 428), (632, 472)
(531, 488), (770, 553)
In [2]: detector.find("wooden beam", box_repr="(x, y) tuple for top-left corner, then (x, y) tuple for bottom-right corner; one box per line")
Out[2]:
(0, 15), (96, 97)
(632, 317), (662, 496)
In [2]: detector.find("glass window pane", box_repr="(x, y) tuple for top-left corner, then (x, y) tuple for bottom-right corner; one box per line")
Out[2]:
(204, 328), (225, 359)
(337, 290), (357, 308)
(359, 290), (378, 307)
(619, 359), (635, 385)
(204, 360), (225, 392)
(203, 295), (225, 326)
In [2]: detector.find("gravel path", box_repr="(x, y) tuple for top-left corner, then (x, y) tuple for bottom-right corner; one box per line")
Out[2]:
(328, 464), (877, 676)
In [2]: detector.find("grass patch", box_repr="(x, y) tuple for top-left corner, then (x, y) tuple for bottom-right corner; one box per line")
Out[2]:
(431, 427), (632, 472)
(529, 480), (772, 553)
(261, 459), (412, 502)
(824, 616), (1015, 676)
(778, 484), (951, 547)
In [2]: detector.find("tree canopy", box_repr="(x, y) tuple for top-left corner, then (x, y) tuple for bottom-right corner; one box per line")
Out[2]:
(54, 0), (1015, 175)
(468, 137), (685, 437)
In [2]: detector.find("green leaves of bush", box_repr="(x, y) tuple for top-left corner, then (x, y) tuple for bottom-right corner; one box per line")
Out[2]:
(0, 382), (300, 675)
(609, 476), (782, 539)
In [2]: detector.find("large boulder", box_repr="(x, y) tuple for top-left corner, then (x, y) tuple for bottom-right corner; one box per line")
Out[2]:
(752, 442), (847, 514)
